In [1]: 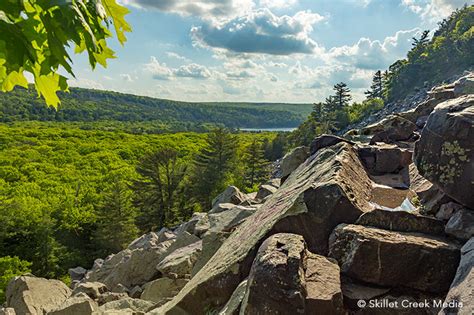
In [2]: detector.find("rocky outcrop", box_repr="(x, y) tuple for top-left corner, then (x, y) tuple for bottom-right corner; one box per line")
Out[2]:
(414, 95), (474, 208)
(241, 233), (344, 315)
(153, 142), (372, 313)
(445, 209), (474, 240)
(279, 146), (309, 179)
(141, 277), (188, 304)
(49, 293), (98, 315)
(5, 275), (71, 314)
(356, 209), (445, 236)
(310, 134), (353, 155)
(358, 144), (412, 175)
(441, 237), (474, 315)
(329, 224), (460, 293)
(212, 186), (247, 207)
(156, 240), (202, 278)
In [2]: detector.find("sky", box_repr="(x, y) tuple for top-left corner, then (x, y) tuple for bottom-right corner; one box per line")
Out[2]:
(68, 0), (472, 103)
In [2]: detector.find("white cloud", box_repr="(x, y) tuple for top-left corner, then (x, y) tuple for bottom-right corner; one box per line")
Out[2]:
(260, 0), (298, 9)
(175, 63), (212, 79)
(120, 74), (134, 82)
(329, 28), (421, 70)
(122, 0), (255, 20)
(69, 78), (104, 90)
(191, 8), (325, 55)
(401, 0), (469, 21)
(144, 57), (212, 80)
(166, 52), (191, 63)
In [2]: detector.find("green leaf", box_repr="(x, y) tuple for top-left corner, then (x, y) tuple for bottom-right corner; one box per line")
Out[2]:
(102, 0), (131, 45)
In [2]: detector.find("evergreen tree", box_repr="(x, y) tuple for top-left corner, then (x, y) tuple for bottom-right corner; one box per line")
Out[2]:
(365, 70), (384, 99)
(243, 140), (269, 189)
(263, 134), (287, 161)
(412, 30), (430, 47)
(132, 148), (188, 231)
(95, 175), (138, 254)
(191, 127), (238, 209)
(333, 82), (352, 109)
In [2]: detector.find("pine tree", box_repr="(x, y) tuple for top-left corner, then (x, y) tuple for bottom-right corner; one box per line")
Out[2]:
(132, 148), (188, 231)
(333, 82), (352, 109)
(191, 127), (239, 209)
(243, 140), (269, 189)
(365, 70), (384, 99)
(95, 176), (138, 253)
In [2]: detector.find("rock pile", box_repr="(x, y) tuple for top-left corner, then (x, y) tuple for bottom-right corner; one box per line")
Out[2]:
(2, 73), (473, 315)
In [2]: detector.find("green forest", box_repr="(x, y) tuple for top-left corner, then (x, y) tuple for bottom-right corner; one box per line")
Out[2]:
(0, 122), (287, 300)
(0, 87), (312, 131)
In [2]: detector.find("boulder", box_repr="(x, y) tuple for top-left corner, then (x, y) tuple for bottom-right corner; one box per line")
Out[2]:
(72, 282), (108, 300)
(0, 308), (15, 315)
(361, 115), (417, 144)
(152, 143), (373, 313)
(240, 233), (344, 315)
(99, 297), (155, 313)
(280, 146), (309, 179)
(212, 186), (247, 208)
(445, 209), (474, 240)
(5, 275), (71, 314)
(156, 240), (202, 278)
(191, 231), (230, 276)
(97, 292), (128, 305)
(84, 232), (175, 291)
(310, 134), (353, 155)
(255, 184), (278, 200)
(437, 202), (464, 220)
(340, 277), (390, 310)
(441, 237), (474, 315)
(68, 267), (87, 282)
(218, 279), (248, 315)
(329, 224), (460, 293)
(358, 145), (412, 175)
(129, 286), (142, 299)
(128, 230), (175, 251)
(49, 293), (98, 315)
(356, 209), (445, 236)
(141, 277), (189, 304)
(414, 95), (474, 208)
(453, 72), (474, 97)
(175, 213), (208, 236)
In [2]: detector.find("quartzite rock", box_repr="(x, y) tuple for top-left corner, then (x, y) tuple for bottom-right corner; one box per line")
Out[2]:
(329, 224), (460, 293)
(212, 186), (247, 208)
(49, 293), (98, 315)
(241, 234), (344, 315)
(441, 238), (474, 315)
(5, 275), (71, 314)
(445, 209), (474, 240)
(141, 277), (189, 304)
(279, 146), (309, 179)
(153, 142), (372, 314)
(356, 209), (445, 236)
(310, 134), (353, 155)
(414, 95), (474, 208)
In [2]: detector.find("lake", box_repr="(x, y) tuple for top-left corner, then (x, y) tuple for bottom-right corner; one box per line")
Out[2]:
(240, 127), (296, 132)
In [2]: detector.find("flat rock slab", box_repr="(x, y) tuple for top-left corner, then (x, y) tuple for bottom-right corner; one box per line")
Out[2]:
(153, 143), (373, 314)
(329, 224), (460, 293)
(356, 209), (445, 236)
(441, 237), (474, 315)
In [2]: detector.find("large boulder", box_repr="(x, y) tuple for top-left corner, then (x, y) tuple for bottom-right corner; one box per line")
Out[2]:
(49, 293), (98, 315)
(71, 282), (108, 300)
(153, 142), (373, 313)
(141, 277), (189, 304)
(356, 209), (445, 236)
(361, 115), (417, 144)
(414, 95), (474, 208)
(441, 237), (474, 315)
(68, 267), (87, 282)
(310, 134), (353, 156)
(240, 234), (344, 315)
(212, 186), (247, 208)
(255, 184), (278, 200)
(329, 224), (460, 293)
(279, 146), (309, 179)
(358, 145), (412, 175)
(84, 231), (176, 291)
(445, 209), (474, 240)
(156, 240), (202, 278)
(453, 72), (474, 97)
(99, 297), (155, 313)
(5, 275), (71, 314)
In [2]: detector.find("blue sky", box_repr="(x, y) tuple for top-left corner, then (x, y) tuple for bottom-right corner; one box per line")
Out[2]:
(68, 0), (471, 103)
